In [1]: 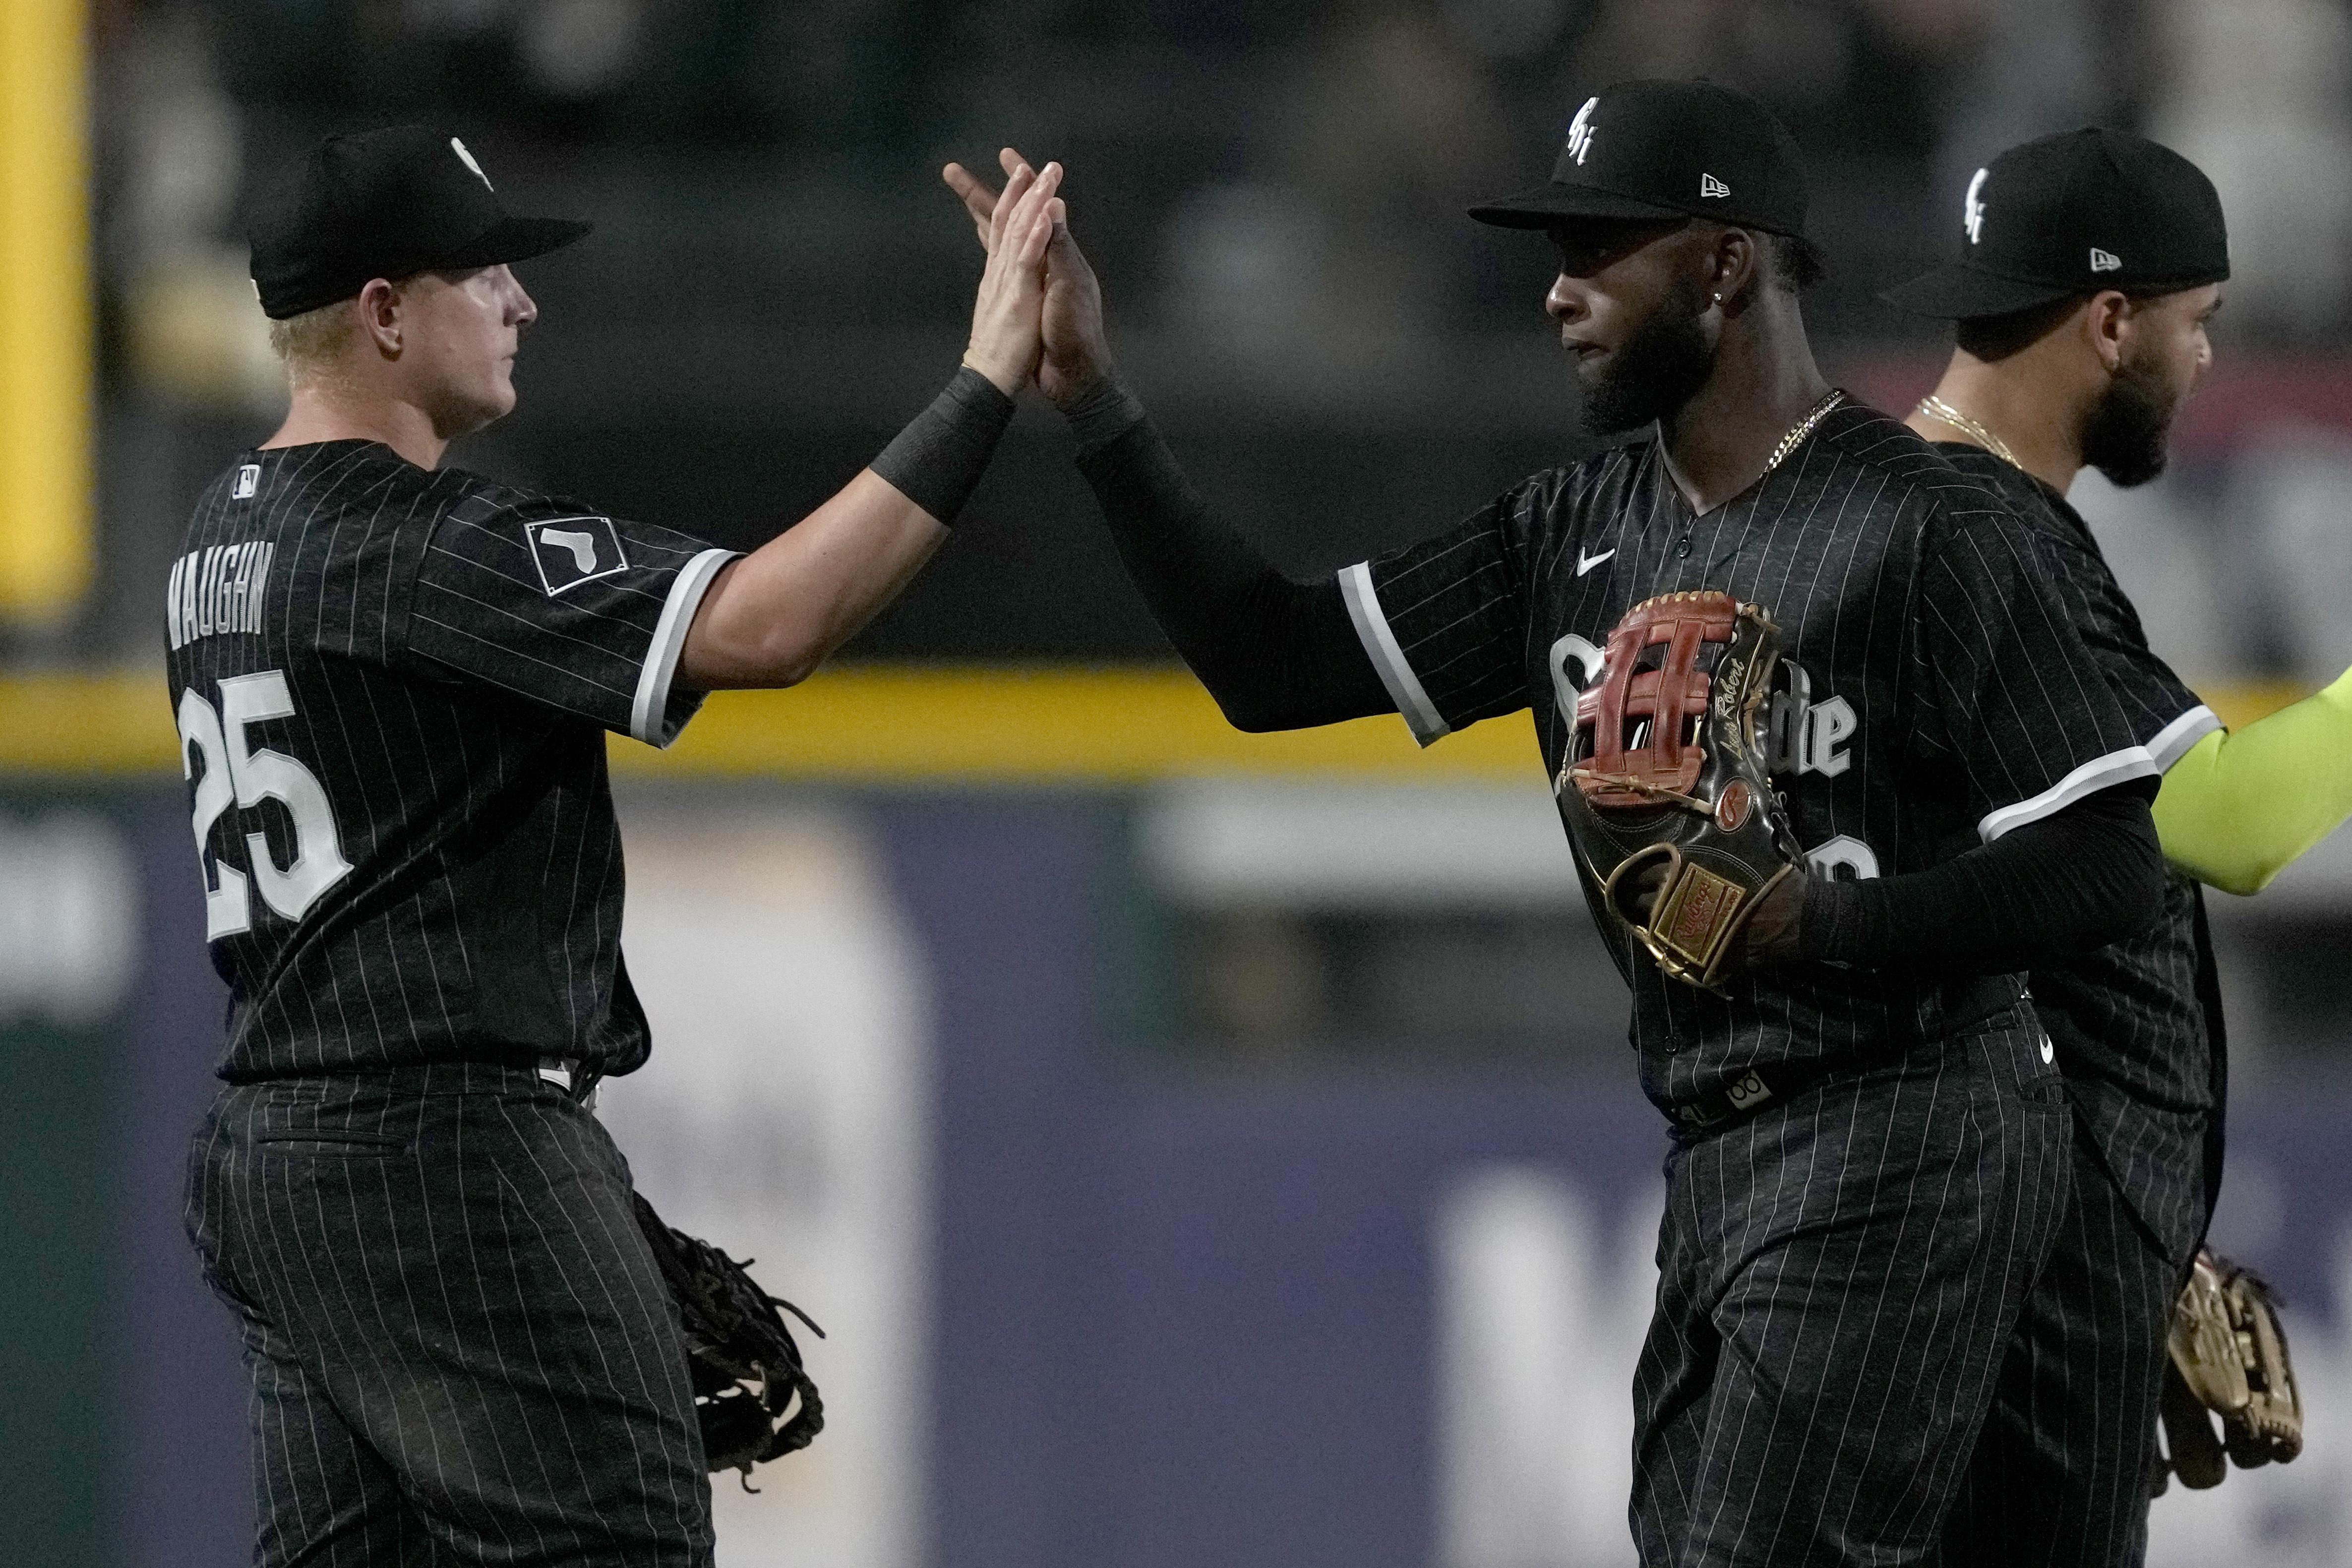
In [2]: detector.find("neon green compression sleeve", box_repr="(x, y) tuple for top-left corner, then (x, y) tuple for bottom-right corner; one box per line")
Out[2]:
(2154, 665), (2352, 895)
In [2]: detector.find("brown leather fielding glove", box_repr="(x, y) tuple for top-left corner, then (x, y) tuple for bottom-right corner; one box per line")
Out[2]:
(1555, 590), (1808, 990)
(632, 1192), (825, 1487)
(2152, 1248), (2301, 1495)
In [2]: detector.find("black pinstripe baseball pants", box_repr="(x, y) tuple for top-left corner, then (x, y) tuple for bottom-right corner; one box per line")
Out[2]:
(1933, 1119), (2185, 1567)
(185, 1064), (714, 1566)
(1629, 1012), (2073, 1568)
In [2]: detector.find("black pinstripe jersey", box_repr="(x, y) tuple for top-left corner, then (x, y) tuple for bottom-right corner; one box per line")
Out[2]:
(1937, 444), (2221, 1258)
(163, 440), (735, 1082)
(1339, 403), (2157, 1110)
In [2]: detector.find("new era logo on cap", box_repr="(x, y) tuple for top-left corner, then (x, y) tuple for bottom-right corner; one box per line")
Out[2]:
(1964, 167), (1989, 243)
(525, 516), (626, 596)
(1700, 173), (1731, 199)
(2090, 247), (2122, 272)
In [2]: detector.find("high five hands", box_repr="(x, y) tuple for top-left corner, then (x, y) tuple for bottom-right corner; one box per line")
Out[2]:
(944, 148), (1113, 408)
(960, 157), (1066, 398)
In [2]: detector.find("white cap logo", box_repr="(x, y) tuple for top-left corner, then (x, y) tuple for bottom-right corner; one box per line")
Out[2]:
(1700, 173), (1730, 200)
(1963, 167), (1988, 244)
(1566, 97), (1599, 166)
(450, 137), (494, 191)
(2090, 247), (2122, 272)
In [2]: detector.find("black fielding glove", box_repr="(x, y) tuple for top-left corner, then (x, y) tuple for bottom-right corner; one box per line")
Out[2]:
(631, 1192), (826, 1488)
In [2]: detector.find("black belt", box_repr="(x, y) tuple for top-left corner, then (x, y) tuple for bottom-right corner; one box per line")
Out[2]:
(1662, 984), (2034, 1137)
(1666, 1060), (1832, 1136)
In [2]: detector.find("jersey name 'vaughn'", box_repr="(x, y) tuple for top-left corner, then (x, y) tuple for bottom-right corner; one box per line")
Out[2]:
(168, 537), (278, 648)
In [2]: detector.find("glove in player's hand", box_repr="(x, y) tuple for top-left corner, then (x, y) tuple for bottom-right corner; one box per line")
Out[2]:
(958, 154), (1065, 398)
(631, 1192), (826, 1487)
(1622, 855), (1808, 964)
(943, 147), (1113, 409)
(1557, 590), (1809, 989)
(2152, 1247), (2301, 1495)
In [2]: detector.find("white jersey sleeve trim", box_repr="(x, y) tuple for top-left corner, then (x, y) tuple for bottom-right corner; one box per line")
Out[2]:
(1338, 560), (1450, 747)
(2147, 703), (2223, 773)
(1977, 744), (2160, 843)
(630, 547), (737, 747)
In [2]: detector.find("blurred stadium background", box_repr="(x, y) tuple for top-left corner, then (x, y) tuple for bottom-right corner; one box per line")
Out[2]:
(5, 0), (2352, 1563)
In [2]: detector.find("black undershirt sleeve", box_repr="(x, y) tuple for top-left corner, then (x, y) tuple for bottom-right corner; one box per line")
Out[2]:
(1066, 378), (1393, 732)
(1801, 782), (2165, 974)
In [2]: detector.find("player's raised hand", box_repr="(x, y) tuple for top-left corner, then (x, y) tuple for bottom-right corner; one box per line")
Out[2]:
(944, 147), (1113, 409)
(959, 156), (1063, 398)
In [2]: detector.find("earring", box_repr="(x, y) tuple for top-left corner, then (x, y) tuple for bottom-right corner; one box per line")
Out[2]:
(1711, 292), (1723, 304)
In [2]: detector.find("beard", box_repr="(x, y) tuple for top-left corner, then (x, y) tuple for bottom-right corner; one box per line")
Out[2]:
(1578, 279), (1716, 436)
(2080, 345), (2182, 488)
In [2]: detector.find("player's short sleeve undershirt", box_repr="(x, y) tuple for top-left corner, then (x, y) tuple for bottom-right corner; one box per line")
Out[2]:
(404, 484), (736, 746)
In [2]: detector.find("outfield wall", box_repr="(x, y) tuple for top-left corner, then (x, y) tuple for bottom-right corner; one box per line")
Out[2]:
(5, 729), (2351, 1567)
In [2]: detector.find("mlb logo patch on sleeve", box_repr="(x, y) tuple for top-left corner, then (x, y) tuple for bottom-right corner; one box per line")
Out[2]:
(524, 516), (628, 596)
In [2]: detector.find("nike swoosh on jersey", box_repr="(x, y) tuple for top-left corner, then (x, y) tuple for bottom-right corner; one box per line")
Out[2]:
(1576, 547), (1615, 576)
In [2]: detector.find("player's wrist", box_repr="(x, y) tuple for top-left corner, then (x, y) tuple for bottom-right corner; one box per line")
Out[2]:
(1058, 369), (1146, 459)
(870, 366), (1018, 527)
(1042, 352), (1114, 411)
(1740, 871), (1809, 964)
(959, 346), (1027, 400)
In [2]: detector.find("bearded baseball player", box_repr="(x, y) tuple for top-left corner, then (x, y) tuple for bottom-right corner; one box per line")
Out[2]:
(170, 124), (1063, 1563)
(1889, 128), (2323, 1562)
(950, 80), (2172, 1565)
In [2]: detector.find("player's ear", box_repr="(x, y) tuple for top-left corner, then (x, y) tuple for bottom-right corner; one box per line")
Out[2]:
(1704, 226), (1761, 310)
(357, 277), (405, 358)
(2084, 289), (2132, 375)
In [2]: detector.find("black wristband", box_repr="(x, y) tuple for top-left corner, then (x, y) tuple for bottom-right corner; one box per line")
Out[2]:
(869, 366), (1017, 526)
(1059, 373), (1148, 461)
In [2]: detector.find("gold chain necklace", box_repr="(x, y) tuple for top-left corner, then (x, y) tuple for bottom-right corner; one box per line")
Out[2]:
(1916, 394), (2022, 469)
(1764, 388), (1846, 475)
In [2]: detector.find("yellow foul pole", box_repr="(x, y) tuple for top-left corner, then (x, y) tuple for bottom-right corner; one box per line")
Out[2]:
(0, 0), (92, 626)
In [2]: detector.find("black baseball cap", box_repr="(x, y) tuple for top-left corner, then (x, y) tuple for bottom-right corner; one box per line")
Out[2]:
(1470, 79), (1812, 244)
(249, 124), (591, 319)
(1884, 128), (2229, 319)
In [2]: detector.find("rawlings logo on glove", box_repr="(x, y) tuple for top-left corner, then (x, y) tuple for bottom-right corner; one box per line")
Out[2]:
(1556, 590), (1807, 990)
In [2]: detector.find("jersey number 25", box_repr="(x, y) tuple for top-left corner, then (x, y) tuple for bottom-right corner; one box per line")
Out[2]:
(177, 670), (354, 941)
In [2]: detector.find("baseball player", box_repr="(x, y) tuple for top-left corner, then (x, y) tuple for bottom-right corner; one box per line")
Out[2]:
(949, 82), (2171, 1565)
(1890, 128), (2336, 1563)
(170, 124), (1063, 1565)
